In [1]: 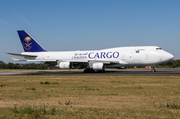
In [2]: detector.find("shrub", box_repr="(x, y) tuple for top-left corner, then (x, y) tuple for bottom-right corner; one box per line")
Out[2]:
(44, 81), (50, 84)
(0, 85), (5, 87)
(65, 100), (71, 105)
(26, 87), (36, 90)
(50, 108), (56, 115)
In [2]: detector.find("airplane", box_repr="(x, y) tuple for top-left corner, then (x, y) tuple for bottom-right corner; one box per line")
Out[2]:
(7, 30), (174, 72)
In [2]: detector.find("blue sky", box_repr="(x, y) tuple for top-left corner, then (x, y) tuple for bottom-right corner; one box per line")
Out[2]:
(0, 0), (180, 63)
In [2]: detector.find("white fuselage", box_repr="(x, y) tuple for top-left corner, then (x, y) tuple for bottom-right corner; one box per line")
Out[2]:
(21, 46), (174, 68)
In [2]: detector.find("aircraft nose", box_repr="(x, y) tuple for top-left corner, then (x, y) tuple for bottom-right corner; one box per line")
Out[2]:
(169, 54), (174, 60)
(159, 52), (174, 62)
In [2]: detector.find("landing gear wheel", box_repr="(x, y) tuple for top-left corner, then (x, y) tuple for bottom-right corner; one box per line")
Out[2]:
(151, 69), (156, 72)
(84, 68), (95, 73)
(151, 66), (156, 72)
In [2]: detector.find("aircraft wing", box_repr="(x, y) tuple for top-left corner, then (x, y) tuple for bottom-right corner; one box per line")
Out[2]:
(88, 60), (119, 64)
(64, 59), (119, 64)
(70, 60), (124, 64)
(8, 52), (127, 69)
(8, 52), (126, 65)
(68, 60), (127, 69)
(87, 60), (128, 65)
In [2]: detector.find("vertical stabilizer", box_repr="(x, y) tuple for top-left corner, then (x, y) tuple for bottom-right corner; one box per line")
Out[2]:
(17, 30), (47, 52)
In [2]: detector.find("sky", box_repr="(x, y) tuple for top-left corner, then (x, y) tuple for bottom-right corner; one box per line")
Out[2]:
(0, 0), (180, 63)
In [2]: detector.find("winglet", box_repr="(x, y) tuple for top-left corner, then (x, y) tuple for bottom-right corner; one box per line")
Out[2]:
(17, 30), (47, 52)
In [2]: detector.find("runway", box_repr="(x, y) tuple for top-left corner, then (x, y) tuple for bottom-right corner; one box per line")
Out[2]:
(0, 68), (179, 75)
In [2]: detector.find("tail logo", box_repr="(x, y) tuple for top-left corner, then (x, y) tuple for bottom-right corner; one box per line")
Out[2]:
(23, 37), (32, 50)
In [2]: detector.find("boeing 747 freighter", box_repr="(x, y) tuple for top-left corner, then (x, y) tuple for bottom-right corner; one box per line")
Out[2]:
(8, 30), (174, 72)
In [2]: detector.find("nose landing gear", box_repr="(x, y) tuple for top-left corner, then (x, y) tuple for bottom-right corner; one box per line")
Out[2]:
(151, 65), (156, 72)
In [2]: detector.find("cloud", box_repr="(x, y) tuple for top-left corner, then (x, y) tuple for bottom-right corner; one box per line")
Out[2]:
(14, 13), (30, 24)
(0, 19), (9, 25)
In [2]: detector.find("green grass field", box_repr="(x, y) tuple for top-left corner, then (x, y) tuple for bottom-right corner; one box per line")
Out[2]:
(0, 75), (180, 118)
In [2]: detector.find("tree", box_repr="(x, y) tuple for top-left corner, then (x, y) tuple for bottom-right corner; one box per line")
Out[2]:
(0, 61), (6, 69)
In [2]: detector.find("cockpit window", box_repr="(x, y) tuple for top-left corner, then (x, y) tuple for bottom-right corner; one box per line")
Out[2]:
(156, 48), (162, 50)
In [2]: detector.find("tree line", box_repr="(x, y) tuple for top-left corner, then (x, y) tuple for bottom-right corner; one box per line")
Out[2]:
(0, 60), (180, 69)
(0, 61), (56, 69)
(157, 60), (180, 68)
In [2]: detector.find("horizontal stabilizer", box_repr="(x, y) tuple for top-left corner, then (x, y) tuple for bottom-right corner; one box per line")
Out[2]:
(7, 53), (37, 58)
(11, 57), (20, 61)
(10, 56), (57, 62)
(11, 57), (26, 61)
(27, 60), (57, 62)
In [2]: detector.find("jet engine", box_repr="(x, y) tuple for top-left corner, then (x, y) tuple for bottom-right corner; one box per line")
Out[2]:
(92, 63), (105, 70)
(59, 62), (72, 69)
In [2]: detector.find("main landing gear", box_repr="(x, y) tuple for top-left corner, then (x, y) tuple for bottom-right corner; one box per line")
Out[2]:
(83, 68), (105, 73)
(151, 65), (156, 72)
(84, 68), (95, 73)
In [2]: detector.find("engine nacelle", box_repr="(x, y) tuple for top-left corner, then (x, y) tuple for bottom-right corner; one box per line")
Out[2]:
(92, 63), (105, 70)
(59, 62), (72, 69)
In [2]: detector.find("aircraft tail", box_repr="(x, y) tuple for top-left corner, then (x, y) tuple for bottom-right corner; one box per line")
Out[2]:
(17, 30), (47, 52)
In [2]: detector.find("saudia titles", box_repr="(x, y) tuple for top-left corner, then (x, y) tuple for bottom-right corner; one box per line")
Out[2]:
(23, 37), (32, 50)
(73, 51), (119, 59)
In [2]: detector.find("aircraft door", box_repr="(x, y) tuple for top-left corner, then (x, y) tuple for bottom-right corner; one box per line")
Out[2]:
(145, 54), (148, 60)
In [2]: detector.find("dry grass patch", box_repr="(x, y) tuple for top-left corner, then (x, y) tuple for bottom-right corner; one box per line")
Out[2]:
(0, 75), (180, 118)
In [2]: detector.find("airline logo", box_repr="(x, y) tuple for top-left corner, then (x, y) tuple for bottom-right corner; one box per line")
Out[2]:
(88, 51), (119, 59)
(23, 37), (32, 50)
(73, 51), (119, 59)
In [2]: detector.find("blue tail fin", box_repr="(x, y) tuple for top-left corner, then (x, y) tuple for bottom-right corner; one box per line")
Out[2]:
(17, 30), (47, 52)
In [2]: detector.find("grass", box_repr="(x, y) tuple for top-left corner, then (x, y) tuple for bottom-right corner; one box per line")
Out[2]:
(26, 87), (36, 90)
(0, 75), (180, 118)
(160, 102), (180, 110)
